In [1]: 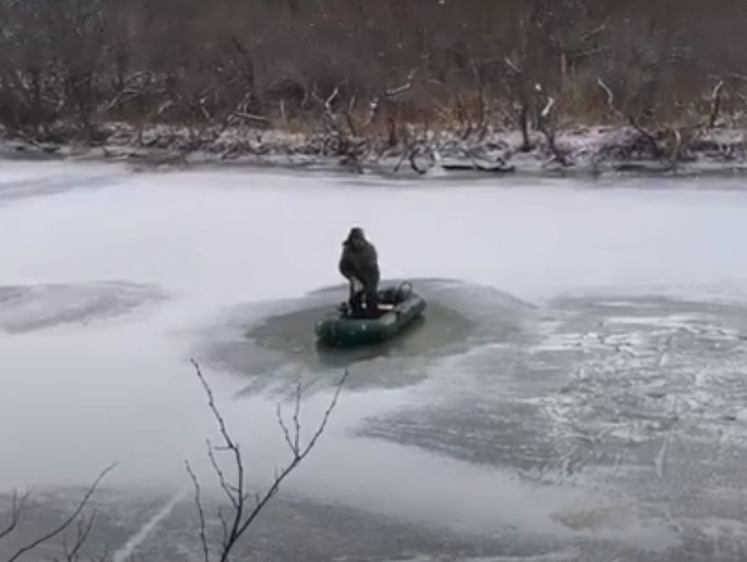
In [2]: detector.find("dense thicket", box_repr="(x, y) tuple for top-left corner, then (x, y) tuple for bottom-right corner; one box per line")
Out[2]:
(1, 0), (746, 141)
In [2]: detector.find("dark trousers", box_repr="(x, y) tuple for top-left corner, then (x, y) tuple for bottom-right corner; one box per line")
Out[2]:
(348, 278), (379, 318)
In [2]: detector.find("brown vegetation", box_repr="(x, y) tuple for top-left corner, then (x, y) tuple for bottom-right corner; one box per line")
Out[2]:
(1, 0), (747, 163)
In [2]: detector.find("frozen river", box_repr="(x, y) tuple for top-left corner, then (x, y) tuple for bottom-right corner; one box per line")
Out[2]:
(2, 160), (747, 561)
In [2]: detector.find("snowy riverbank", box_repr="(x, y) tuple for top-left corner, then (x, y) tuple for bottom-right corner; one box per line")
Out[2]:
(3, 121), (747, 179)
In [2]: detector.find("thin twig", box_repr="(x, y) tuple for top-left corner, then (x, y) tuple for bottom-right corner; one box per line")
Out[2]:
(292, 383), (302, 456)
(190, 359), (241, 463)
(206, 440), (239, 509)
(275, 404), (296, 456)
(217, 508), (229, 548)
(185, 461), (210, 562)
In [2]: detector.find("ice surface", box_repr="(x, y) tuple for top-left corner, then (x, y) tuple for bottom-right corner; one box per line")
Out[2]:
(2, 160), (747, 560)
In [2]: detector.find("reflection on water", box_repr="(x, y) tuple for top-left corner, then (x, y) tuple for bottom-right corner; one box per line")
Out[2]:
(194, 279), (537, 394)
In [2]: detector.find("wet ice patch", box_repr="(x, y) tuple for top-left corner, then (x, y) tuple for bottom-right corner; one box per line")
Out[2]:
(191, 278), (537, 393)
(0, 281), (169, 333)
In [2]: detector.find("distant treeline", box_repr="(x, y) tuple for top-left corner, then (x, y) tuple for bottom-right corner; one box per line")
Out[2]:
(1, 0), (745, 141)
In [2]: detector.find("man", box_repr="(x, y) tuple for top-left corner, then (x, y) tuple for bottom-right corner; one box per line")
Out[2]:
(338, 227), (380, 318)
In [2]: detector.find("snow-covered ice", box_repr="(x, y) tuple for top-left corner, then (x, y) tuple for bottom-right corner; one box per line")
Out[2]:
(2, 160), (747, 560)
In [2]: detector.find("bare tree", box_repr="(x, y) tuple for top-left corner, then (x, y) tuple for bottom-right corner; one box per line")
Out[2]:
(1, 0), (747, 164)
(185, 359), (348, 562)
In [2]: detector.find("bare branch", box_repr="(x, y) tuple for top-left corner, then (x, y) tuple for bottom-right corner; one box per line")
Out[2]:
(292, 383), (302, 456)
(345, 96), (357, 137)
(596, 77), (614, 109)
(324, 86), (340, 111)
(579, 20), (609, 43)
(541, 96), (556, 119)
(211, 508), (227, 548)
(503, 56), (521, 75)
(385, 69), (416, 99)
(185, 461), (210, 562)
(709, 80), (725, 129)
(190, 359), (239, 456)
(535, 87), (568, 166)
(0, 489), (31, 542)
(669, 128), (683, 169)
(233, 112), (269, 124)
(275, 403), (297, 456)
(63, 510), (97, 562)
(188, 359), (348, 562)
(206, 440), (240, 510)
(8, 464), (115, 562)
(191, 359), (246, 559)
(409, 149), (428, 175)
(230, 369), (349, 545)
(393, 149), (409, 173)
(627, 114), (663, 159)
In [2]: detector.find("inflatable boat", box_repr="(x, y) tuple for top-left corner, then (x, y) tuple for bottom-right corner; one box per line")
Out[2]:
(314, 282), (427, 348)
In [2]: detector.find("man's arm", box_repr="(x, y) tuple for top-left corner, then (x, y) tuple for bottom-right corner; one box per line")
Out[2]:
(339, 246), (356, 278)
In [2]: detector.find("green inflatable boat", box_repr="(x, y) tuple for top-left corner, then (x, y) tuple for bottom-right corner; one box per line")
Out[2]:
(315, 282), (427, 348)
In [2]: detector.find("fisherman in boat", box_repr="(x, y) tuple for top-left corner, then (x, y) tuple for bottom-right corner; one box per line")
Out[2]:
(339, 227), (380, 318)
